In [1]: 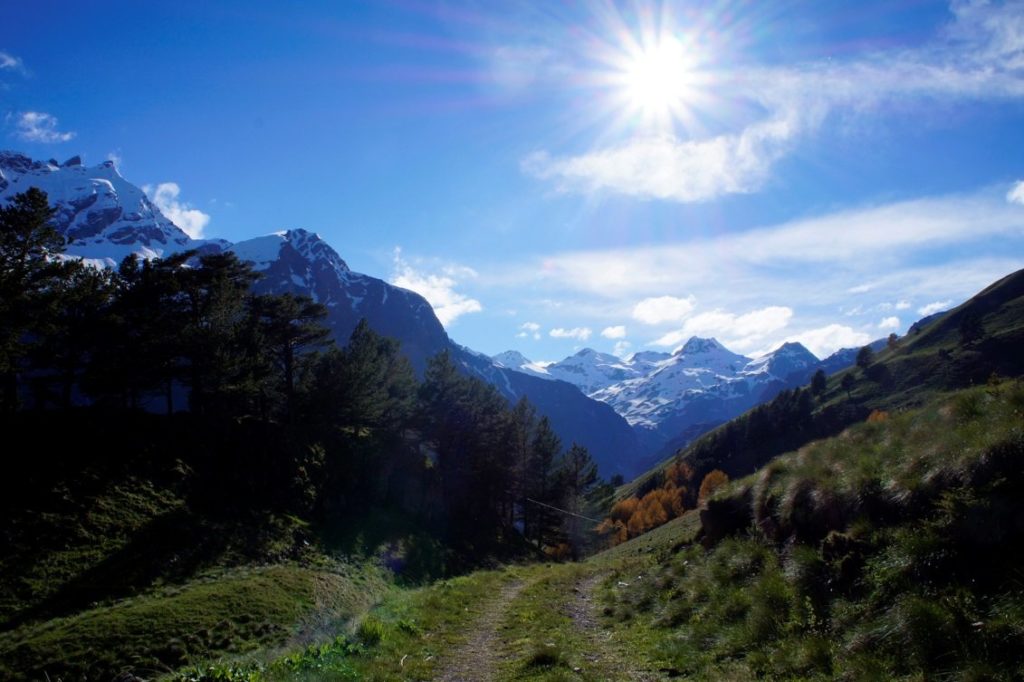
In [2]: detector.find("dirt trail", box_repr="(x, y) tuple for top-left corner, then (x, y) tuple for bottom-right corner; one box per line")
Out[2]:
(568, 573), (663, 681)
(434, 579), (525, 682)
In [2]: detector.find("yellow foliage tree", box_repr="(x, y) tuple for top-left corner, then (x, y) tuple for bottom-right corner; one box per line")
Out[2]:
(698, 469), (730, 504)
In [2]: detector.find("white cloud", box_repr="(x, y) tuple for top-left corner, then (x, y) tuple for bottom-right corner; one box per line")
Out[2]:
(631, 295), (696, 324)
(613, 340), (632, 357)
(550, 326), (592, 341)
(524, 117), (795, 203)
(895, 300), (911, 310)
(601, 325), (627, 339)
(0, 51), (22, 72)
(510, 190), (1024, 300)
(15, 111), (75, 143)
(879, 316), (901, 330)
(652, 306), (793, 349)
(391, 248), (483, 328)
(143, 182), (211, 240)
(522, 1), (1024, 203)
(918, 300), (954, 316)
(782, 324), (872, 359)
(516, 321), (541, 340)
(1008, 180), (1024, 205)
(106, 150), (123, 169)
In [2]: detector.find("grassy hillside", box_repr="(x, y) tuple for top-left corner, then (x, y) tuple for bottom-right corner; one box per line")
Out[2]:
(0, 412), (395, 682)
(167, 382), (1023, 680)
(8, 382), (1018, 680)
(612, 381), (1024, 679)
(621, 267), (1024, 500)
(0, 563), (389, 681)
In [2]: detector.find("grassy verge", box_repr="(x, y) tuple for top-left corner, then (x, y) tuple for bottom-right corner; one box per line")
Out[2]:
(0, 561), (389, 682)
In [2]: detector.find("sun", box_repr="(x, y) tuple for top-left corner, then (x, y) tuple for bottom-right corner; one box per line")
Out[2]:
(622, 37), (697, 120)
(612, 33), (705, 130)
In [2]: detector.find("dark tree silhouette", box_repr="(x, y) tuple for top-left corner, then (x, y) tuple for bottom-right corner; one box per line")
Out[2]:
(841, 372), (855, 398)
(810, 368), (827, 396)
(0, 189), (65, 411)
(856, 345), (875, 369)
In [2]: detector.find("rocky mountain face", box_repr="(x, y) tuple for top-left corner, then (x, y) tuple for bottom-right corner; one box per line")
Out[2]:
(0, 152), (226, 263)
(2, 151), (642, 477)
(495, 336), (856, 460)
(229, 230), (450, 373)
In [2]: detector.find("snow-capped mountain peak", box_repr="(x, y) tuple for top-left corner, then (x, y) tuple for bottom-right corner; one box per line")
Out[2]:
(231, 229), (350, 283)
(491, 350), (553, 379)
(742, 341), (818, 379)
(0, 151), (219, 265)
(543, 347), (640, 394)
(677, 336), (724, 355)
(493, 350), (532, 368)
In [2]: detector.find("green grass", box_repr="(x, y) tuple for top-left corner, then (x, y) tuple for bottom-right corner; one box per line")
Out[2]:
(8, 383), (1023, 680)
(0, 562), (390, 682)
(0, 474), (186, 625)
(602, 382), (1024, 680)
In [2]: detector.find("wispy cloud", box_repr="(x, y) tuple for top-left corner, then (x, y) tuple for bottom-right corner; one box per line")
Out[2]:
(523, 117), (794, 203)
(467, 183), (1022, 357)
(918, 300), (954, 316)
(391, 248), (483, 327)
(523, 1), (1024, 202)
(15, 111), (75, 143)
(1009, 180), (1024, 205)
(879, 316), (901, 330)
(143, 182), (210, 240)
(653, 305), (793, 352)
(632, 295), (696, 324)
(550, 326), (592, 341)
(0, 51), (23, 72)
(781, 324), (871, 359)
(601, 325), (627, 339)
(519, 189), (1024, 300)
(517, 321), (541, 340)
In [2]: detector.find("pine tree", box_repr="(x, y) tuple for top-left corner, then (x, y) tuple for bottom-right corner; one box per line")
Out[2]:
(856, 345), (874, 369)
(507, 397), (537, 528)
(557, 442), (599, 558)
(31, 263), (115, 409)
(810, 368), (827, 396)
(525, 416), (562, 548)
(250, 293), (330, 421)
(841, 372), (855, 399)
(177, 252), (260, 417)
(0, 188), (64, 411)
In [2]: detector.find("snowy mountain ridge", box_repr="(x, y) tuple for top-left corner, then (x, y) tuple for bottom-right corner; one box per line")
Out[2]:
(1, 150), (644, 477)
(0, 151), (227, 265)
(495, 337), (820, 452)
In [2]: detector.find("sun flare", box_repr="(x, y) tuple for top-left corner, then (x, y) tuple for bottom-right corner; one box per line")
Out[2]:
(609, 31), (707, 131)
(623, 38), (691, 112)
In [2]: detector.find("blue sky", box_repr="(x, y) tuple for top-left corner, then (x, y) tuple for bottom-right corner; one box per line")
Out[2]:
(4, 0), (1024, 361)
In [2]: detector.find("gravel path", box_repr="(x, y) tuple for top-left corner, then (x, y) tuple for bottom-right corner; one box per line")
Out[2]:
(568, 573), (664, 681)
(434, 579), (525, 682)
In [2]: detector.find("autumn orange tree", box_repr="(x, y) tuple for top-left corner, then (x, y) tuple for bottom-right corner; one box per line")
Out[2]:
(697, 469), (729, 504)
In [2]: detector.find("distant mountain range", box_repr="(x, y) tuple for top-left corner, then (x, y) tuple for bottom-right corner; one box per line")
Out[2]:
(0, 151), (641, 476)
(491, 334), (892, 460)
(1, 151), (954, 480)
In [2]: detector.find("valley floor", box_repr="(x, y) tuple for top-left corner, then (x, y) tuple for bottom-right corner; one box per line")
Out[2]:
(220, 513), (703, 682)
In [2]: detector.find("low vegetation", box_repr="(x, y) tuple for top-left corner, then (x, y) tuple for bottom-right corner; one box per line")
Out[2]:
(607, 381), (1024, 679)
